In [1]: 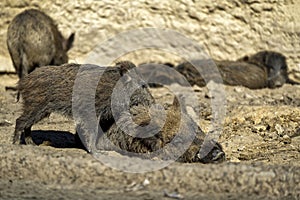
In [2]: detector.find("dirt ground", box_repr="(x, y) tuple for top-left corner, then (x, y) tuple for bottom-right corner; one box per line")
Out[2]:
(0, 74), (300, 200)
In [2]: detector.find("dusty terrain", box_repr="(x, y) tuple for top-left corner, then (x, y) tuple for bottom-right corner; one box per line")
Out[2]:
(0, 74), (300, 199)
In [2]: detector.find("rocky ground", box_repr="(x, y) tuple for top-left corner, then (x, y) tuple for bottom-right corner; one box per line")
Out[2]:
(0, 74), (300, 199)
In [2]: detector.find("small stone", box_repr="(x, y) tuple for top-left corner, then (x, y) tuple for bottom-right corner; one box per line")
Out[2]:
(142, 178), (150, 186)
(164, 190), (184, 199)
(193, 85), (202, 92)
(230, 157), (241, 163)
(275, 124), (284, 136)
(282, 135), (291, 144)
(253, 125), (267, 132)
(227, 96), (237, 102)
(267, 132), (278, 140)
(237, 146), (245, 151)
(243, 93), (253, 99)
(234, 87), (244, 93)
(205, 92), (213, 99)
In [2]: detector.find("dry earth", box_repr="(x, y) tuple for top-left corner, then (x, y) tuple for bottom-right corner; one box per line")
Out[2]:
(0, 74), (300, 199)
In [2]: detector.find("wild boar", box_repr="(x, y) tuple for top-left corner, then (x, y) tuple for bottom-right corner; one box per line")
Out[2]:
(7, 9), (75, 79)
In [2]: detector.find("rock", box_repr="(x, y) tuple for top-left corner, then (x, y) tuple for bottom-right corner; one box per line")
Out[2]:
(253, 125), (267, 133)
(282, 135), (291, 144)
(193, 85), (202, 92)
(237, 146), (245, 151)
(234, 87), (244, 93)
(275, 124), (285, 136)
(243, 93), (253, 99)
(230, 157), (241, 163)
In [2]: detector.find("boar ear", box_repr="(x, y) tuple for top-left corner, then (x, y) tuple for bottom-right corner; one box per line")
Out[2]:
(64, 32), (75, 51)
(171, 95), (184, 112)
(117, 61), (136, 76)
(172, 96), (180, 109)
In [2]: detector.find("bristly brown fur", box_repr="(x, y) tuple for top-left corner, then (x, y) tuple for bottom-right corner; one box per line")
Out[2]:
(7, 9), (75, 79)
(102, 97), (225, 163)
(14, 61), (154, 146)
(238, 51), (297, 88)
(176, 60), (268, 89)
(175, 51), (295, 89)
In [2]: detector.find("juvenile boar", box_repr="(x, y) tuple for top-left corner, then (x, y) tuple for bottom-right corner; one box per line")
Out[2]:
(238, 51), (299, 88)
(100, 97), (225, 163)
(7, 9), (75, 79)
(175, 60), (268, 89)
(14, 61), (154, 147)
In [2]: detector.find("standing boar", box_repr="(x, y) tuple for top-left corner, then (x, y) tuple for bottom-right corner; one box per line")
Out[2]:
(7, 9), (75, 79)
(14, 61), (155, 147)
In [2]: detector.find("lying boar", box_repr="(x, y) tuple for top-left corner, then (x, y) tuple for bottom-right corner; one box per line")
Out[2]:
(238, 50), (299, 88)
(176, 59), (268, 89)
(100, 97), (225, 163)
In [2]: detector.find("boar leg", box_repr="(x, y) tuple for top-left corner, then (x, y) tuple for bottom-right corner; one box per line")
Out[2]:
(13, 110), (50, 145)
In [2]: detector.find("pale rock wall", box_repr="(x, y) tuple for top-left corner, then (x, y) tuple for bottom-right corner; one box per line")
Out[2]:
(0, 0), (300, 73)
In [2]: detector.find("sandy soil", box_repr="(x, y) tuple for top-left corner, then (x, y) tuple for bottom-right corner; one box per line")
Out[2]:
(0, 74), (300, 199)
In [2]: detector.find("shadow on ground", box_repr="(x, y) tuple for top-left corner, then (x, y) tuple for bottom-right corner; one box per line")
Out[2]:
(31, 130), (84, 149)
